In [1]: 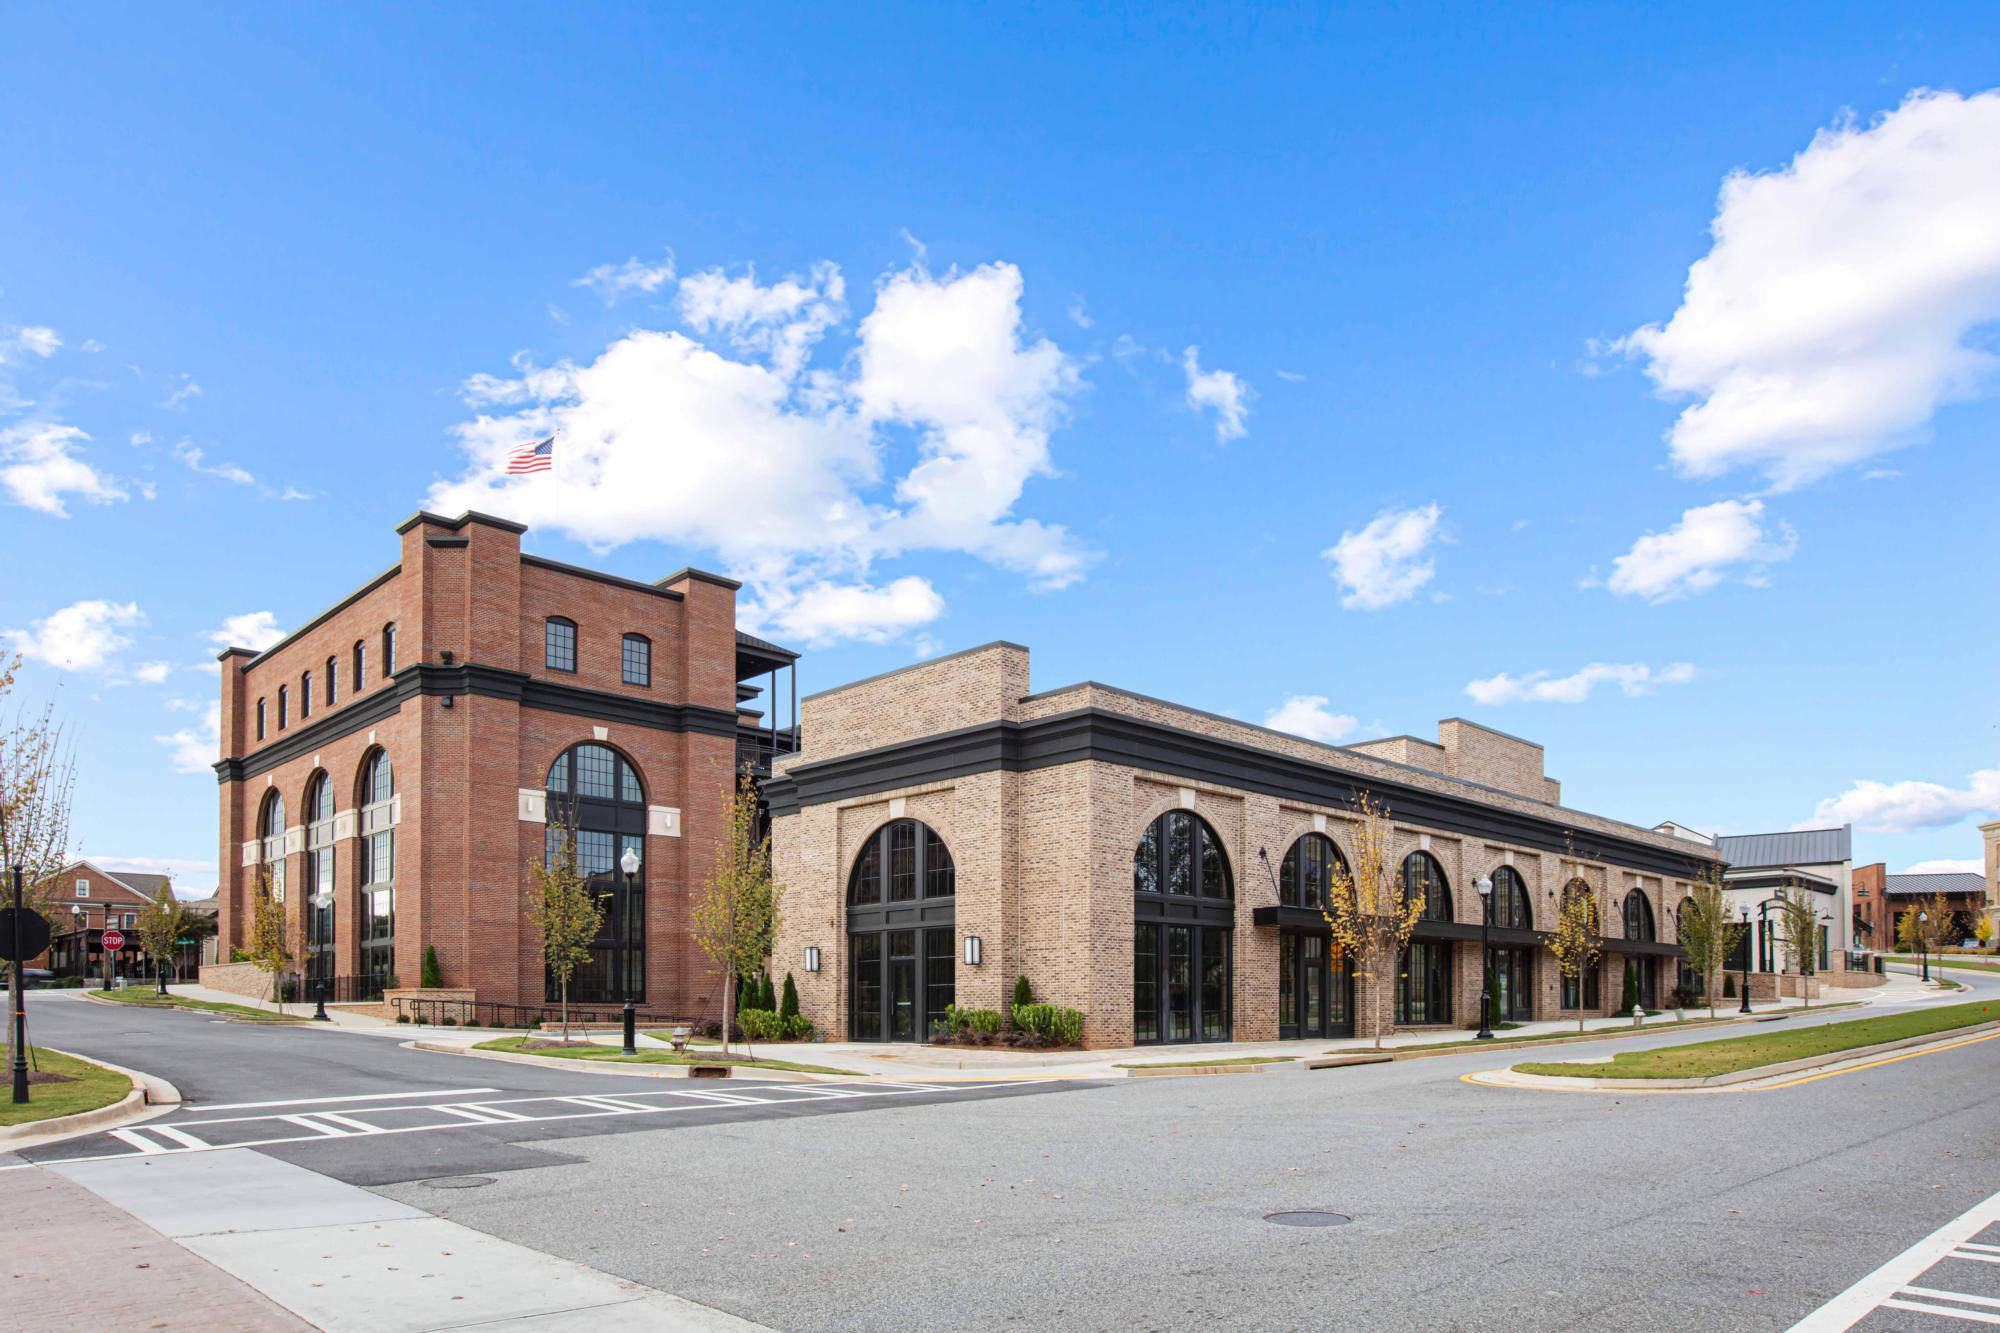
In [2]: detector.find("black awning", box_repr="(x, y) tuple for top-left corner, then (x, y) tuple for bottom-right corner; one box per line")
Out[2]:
(1600, 937), (1685, 959)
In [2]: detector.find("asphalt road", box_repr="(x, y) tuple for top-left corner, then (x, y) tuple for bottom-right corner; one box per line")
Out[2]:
(17, 976), (2000, 1330)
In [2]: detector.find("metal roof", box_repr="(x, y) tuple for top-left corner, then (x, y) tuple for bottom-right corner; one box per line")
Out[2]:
(1714, 826), (1851, 869)
(1883, 871), (1987, 898)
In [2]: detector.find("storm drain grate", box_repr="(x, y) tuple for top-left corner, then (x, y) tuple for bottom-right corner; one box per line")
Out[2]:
(420, 1176), (498, 1190)
(1264, 1211), (1352, 1228)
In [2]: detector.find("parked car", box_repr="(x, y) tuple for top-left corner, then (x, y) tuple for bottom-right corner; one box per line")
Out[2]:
(17, 968), (54, 988)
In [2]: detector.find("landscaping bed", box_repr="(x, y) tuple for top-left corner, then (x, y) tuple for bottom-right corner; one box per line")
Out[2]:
(0, 1048), (131, 1128)
(1513, 999), (1999, 1080)
(1115, 1055), (1296, 1069)
(93, 990), (306, 1022)
(472, 1035), (856, 1076)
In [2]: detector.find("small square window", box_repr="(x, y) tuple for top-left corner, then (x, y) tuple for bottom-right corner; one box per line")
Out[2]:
(546, 618), (577, 672)
(76, 881), (90, 898)
(621, 634), (650, 686)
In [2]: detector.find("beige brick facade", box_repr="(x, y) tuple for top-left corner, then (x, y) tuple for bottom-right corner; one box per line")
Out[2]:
(771, 643), (1715, 1048)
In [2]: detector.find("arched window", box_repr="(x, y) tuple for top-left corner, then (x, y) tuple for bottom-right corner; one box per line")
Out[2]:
(304, 773), (335, 986)
(257, 791), (287, 902)
(545, 743), (646, 1003)
(359, 750), (396, 991)
(1489, 865), (1531, 929)
(353, 640), (366, 690)
(325, 655), (338, 706)
(277, 684), (289, 730)
(1279, 833), (1346, 909)
(382, 622), (398, 676)
(545, 617), (577, 673)
(301, 670), (313, 720)
(1558, 878), (1601, 1010)
(1400, 852), (1451, 922)
(846, 818), (956, 1042)
(256, 697), (267, 741)
(1623, 889), (1655, 942)
(1133, 811), (1232, 1044)
(621, 633), (651, 687)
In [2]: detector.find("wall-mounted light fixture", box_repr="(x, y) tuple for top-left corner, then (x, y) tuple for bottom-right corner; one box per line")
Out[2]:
(963, 935), (983, 967)
(804, 946), (821, 973)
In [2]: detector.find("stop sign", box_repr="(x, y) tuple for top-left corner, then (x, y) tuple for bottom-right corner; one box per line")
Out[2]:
(101, 928), (126, 951)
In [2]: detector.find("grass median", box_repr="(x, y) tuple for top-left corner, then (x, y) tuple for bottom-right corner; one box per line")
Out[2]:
(1883, 954), (2000, 975)
(1514, 999), (2000, 1080)
(0, 1048), (132, 1127)
(94, 989), (306, 1022)
(474, 1035), (857, 1076)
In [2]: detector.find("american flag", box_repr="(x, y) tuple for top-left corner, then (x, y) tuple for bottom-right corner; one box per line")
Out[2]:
(507, 436), (555, 475)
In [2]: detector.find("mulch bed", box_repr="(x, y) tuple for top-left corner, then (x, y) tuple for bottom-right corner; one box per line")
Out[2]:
(25, 1071), (77, 1085)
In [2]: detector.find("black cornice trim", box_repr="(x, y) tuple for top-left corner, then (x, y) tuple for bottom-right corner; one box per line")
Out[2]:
(764, 708), (1716, 879)
(217, 662), (741, 782)
(395, 509), (528, 536)
(425, 535), (470, 548)
(520, 554), (686, 602)
(658, 566), (742, 592)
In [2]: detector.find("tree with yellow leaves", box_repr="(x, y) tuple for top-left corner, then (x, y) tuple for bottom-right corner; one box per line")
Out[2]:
(1323, 793), (1425, 1050)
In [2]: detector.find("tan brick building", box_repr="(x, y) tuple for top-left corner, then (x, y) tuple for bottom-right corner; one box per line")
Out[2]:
(213, 511), (796, 1014)
(769, 642), (1719, 1048)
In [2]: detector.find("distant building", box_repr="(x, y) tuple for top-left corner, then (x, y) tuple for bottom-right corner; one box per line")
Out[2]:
(33, 860), (159, 978)
(1984, 820), (2000, 927)
(1711, 826), (1853, 969)
(1856, 867), (1989, 948)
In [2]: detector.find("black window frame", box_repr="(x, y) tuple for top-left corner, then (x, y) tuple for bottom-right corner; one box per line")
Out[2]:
(301, 670), (312, 720)
(1623, 889), (1656, 942)
(546, 617), (578, 673)
(277, 684), (288, 730)
(1489, 865), (1531, 930)
(382, 622), (397, 676)
(325, 655), (338, 706)
(845, 818), (956, 1042)
(544, 743), (647, 1004)
(1401, 851), (1452, 922)
(621, 633), (651, 687)
(1279, 832), (1346, 909)
(1132, 810), (1233, 1045)
(353, 640), (366, 689)
(256, 697), (266, 741)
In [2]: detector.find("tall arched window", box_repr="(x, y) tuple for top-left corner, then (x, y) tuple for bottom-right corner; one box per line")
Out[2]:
(545, 743), (646, 1003)
(382, 622), (398, 676)
(1485, 865), (1534, 1022)
(1397, 852), (1452, 1024)
(1277, 833), (1353, 1039)
(1133, 810), (1232, 1044)
(1621, 889), (1658, 1011)
(1489, 865), (1531, 929)
(257, 791), (287, 903)
(353, 639), (366, 690)
(304, 773), (335, 987)
(1623, 889), (1655, 941)
(325, 655), (338, 706)
(846, 818), (955, 1041)
(1279, 833), (1345, 909)
(358, 750), (396, 991)
(277, 684), (289, 730)
(301, 670), (313, 720)
(621, 633), (651, 687)
(1559, 878), (1601, 1010)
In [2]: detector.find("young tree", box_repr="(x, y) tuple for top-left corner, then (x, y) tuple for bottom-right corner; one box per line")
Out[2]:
(1323, 792), (1425, 1050)
(0, 655), (78, 1071)
(1915, 892), (1960, 966)
(246, 868), (294, 1010)
(1548, 873), (1603, 1033)
(689, 766), (777, 1056)
(135, 881), (191, 994)
(1678, 866), (1747, 1019)
(527, 816), (605, 1044)
(1776, 883), (1821, 1008)
(1975, 914), (1996, 952)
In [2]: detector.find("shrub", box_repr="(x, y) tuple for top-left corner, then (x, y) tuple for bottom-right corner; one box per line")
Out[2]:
(781, 1013), (812, 1040)
(1012, 974), (1033, 1010)
(1618, 965), (1639, 1015)
(736, 973), (758, 1018)
(230, 948), (251, 963)
(463, 1018), (481, 1028)
(1011, 1002), (1084, 1047)
(738, 1007), (782, 1041)
(779, 972), (800, 1022)
(943, 1004), (1003, 1035)
(396, 1014), (411, 1024)
(1724, 974), (1737, 998)
(1487, 973), (1501, 1028)
(442, 1016), (457, 1027)
(421, 946), (443, 989)
(700, 1018), (745, 1042)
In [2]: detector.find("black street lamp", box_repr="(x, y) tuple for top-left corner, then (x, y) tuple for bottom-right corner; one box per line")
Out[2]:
(620, 845), (641, 1055)
(1475, 874), (1494, 1041)
(1738, 904), (1752, 1014)
(1919, 911), (1930, 982)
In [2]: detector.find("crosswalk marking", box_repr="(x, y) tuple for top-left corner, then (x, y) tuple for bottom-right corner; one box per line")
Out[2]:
(1881, 1298), (2000, 1326)
(1790, 1188), (2000, 1331)
(1905, 1286), (2000, 1310)
(147, 1124), (211, 1150)
(279, 1114), (350, 1138)
(108, 1127), (167, 1154)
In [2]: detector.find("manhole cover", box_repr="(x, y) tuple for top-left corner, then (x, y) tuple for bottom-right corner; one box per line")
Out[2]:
(1264, 1210), (1352, 1227)
(420, 1176), (497, 1190)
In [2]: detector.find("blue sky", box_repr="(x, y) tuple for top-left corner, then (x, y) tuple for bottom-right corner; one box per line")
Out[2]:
(3, 5), (1997, 892)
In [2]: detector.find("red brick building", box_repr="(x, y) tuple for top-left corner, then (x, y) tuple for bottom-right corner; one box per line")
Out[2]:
(214, 511), (796, 1014)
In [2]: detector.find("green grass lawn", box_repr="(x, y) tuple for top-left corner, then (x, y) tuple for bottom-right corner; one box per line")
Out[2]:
(1883, 954), (2000, 975)
(1377, 1013), (1757, 1056)
(1514, 999), (2000, 1080)
(95, 989), (306, 1022)
(475, 1035), (856, 1076)
(1114, 1055), (1297, 1069)
(0, 1048), (132, 1127)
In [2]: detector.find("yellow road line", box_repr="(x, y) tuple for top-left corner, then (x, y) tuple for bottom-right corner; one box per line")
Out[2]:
(1754, 1028), (2000, 1090)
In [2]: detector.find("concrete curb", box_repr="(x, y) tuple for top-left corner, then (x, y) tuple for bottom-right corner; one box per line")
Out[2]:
(1120, 1062), (1275, 1078)
(1380, 1006), (1852, 1063)
(404, 1039), (831, 1082)
(77, 990), (310, 1023)
(1471, 1018), (2000, 1093)
(0, 1048), (183, 1149)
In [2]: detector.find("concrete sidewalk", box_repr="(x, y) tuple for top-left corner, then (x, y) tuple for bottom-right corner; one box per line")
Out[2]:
(35, 1148), (770, 1332)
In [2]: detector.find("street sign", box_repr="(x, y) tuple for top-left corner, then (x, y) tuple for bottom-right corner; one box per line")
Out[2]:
(100, 928), (126, 952)
(0, 907), (51, 963)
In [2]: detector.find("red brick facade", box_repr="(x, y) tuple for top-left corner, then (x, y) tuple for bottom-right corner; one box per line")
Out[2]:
(215, 511), (776, 1014)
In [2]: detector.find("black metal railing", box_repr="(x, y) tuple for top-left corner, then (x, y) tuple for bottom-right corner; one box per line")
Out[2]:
(277, 973), (386, 1004)
(391, 995), (697, 1030)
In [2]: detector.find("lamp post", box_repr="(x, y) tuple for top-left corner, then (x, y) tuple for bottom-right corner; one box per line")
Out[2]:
(98, 906), (112, 992)
(1919, 911), (1930, 982)
(619, 845), (641, 1055)
(1738, 905), (1752, 1014)
(1475, 874), (1494, 1041)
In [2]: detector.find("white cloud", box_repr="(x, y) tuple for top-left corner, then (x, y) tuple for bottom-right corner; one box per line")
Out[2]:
(1065, 297), (1092, 329)
(132, 660), (172, 684)
(1323, 503), (1443, 610)
(431, 257), (1092, 645)
(1273, 368), (1306, 383)
(205, 611), (285, 653)
(1616, 89), (2000, 490)
(1605, 499), (1796, 602)
(160, 376), (201, 410)
(676, 262), (844, 382)
(172, 440), (256, 486)
(574, 252), (677, 303)
(1897, 858), (1983, 876)
(154, 699), (222, 775)
(1181, 346), (1251, 442)
(1, 325), (60, 361)
(3, 599), (143, 672)
(1263, 695), (1359, 744)
(0, 421), (127, 515)
(1803, 768), (2000, 834)
(1465, 660), (1697, 705)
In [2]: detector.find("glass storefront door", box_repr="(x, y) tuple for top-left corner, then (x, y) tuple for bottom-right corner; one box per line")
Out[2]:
(1489, 947), (1533, 1023)
(1134, 922), (1232, 1044)
(1279, 934), (1355, 1039)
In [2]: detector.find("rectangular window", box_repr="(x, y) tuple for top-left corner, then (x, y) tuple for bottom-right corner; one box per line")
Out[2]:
(354, 642), (366, 689)
(326, 657), (338, 705)
(256, 699), (266, 740)
(888, 930), (917, 1040)
(1166, 926), (1193, 1041)
(888, 822), (917, 901)
(852, 934), (883, 1040)
(76, 881), (90, 898)
(1201, 928), (1229, 1040)
(545, 618), (576, 672)
(383, 623), (397, 675)
(277, 685), (288, 729)
(621, 634), (650, 686)
(924, 928), (955, 1039)
(1133, 923), (1159, 1043)
(301, 672), (312, 719)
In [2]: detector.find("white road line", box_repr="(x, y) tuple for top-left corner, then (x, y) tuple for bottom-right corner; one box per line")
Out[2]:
(193, 1087), (501, 1111)
(278, 1114), (350, 1138)
(1961, 1244), (2000, 1255)
(1790, 1188), (2000, 1331)
(146, 1124), (211, 1150)
(564, 1094), (657, 1113)
(1951, 1251), (2000, 1266)
(108, 1128), (167, 1155)
(309, 1111), (385, 1134)
(1905, 1286), (2000, 1310)
(1882, 1298), (2000, 1325)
